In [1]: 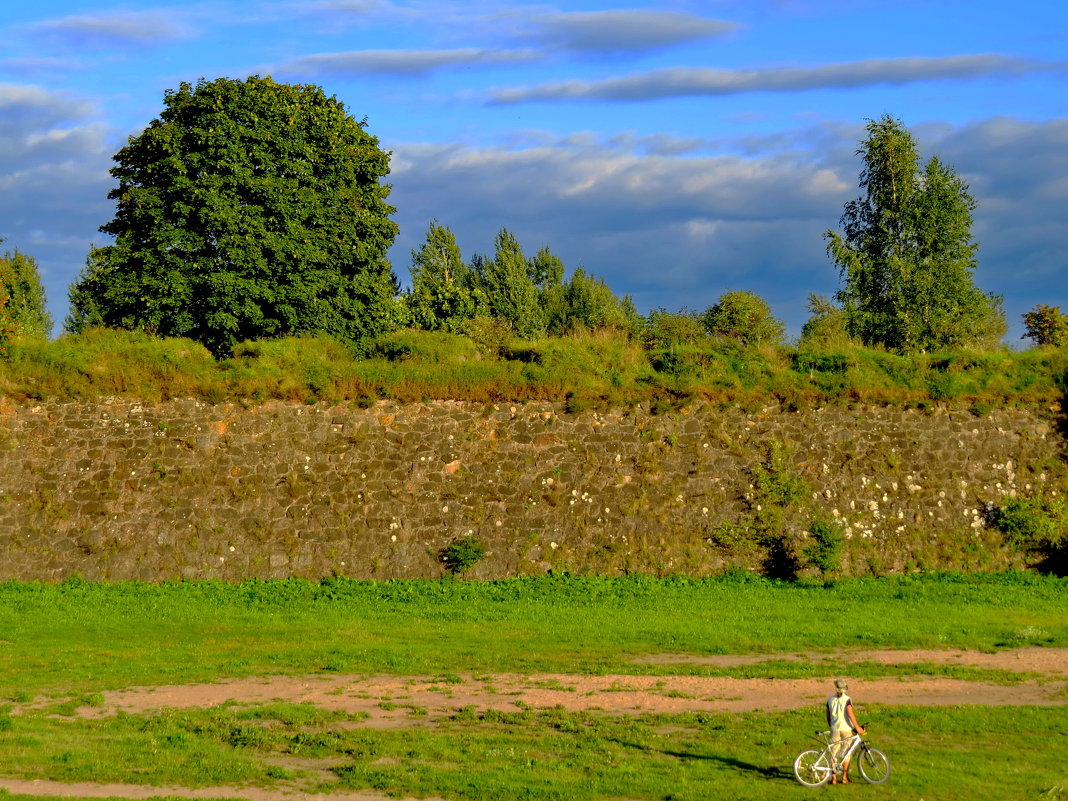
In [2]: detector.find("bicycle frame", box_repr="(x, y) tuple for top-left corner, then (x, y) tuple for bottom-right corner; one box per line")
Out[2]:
(795, 727), (890, 787)
(813, 730), (863, 773)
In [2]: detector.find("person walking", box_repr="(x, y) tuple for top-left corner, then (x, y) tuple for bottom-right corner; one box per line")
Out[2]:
(827, 678), (865, 784)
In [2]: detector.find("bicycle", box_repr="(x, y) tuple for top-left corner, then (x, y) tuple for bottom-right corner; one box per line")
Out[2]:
(793, 727), (890, 787)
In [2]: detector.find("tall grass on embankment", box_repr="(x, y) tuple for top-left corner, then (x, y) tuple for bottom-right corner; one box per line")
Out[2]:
(0, 327), (1065, 409)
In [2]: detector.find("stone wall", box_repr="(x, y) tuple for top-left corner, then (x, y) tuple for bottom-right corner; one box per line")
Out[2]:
(0, 397), (1063, 581)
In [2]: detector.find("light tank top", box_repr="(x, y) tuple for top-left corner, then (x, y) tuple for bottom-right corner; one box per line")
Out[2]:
(827, 693), (852, 732)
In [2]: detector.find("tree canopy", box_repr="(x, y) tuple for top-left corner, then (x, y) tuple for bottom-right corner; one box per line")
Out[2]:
(701, 289), (785, 346)
(67, 75), (400, 356)
(1022, 304), (1068, 347)
(826, 115), (1004, 352)
(406, 221), (484, 333)
(0, 246), (52, 344)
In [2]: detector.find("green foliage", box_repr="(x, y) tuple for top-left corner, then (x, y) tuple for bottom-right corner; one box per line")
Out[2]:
(406, 221), (485, 333)
(460, 315), (516, 359)
(701, 289), (785, 346)
(750, 443), (809, 511)
(2, 327), (1066, 407)
(743, 443), (811, 580)
(641, 308), (703, 349)
(0, 249), (52, 342)
(0, 256), (16, 358)
(0, 328), (217, 400)
(64, 250), (108, 335)
(526, 244), (564, 291)
(369, 328), (481, 364)
(991, 492), (1068, 574)
(1022, 304), (1068, 347)
(547, 267), (641, 335)
(440, 536), (488, 576)
(473, 229), (544, 339)
(404, 226), (637, 341)
(826, 115), (1002, 352)
(799, 294), (854, 349)
(803, 517), (845, 576)
(69, 75), (401, 357)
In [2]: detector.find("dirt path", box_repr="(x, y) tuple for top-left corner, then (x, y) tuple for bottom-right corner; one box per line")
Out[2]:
(0, 779), (433, 801)
(4, 647), (1066, 801)
(77, 646), (1068, 724)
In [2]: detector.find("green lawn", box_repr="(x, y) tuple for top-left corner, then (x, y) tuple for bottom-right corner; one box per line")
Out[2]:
(1, 573), (1066, 800)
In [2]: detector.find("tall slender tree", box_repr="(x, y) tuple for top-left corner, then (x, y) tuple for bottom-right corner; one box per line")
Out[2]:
(407, 221), (484, 332)
(474, 228), (543, 338)
(826, 115), (1003, 351)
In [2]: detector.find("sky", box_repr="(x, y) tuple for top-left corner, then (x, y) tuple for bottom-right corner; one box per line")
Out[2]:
(1, 0), (1065, 343)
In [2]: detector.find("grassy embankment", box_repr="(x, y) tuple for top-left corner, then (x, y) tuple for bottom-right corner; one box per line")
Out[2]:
(1, 326), (1065, 409)
(0, 573), (1066, 800)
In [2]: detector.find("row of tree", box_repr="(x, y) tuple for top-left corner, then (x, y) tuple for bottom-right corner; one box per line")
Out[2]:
(1, 76), (1064, 356)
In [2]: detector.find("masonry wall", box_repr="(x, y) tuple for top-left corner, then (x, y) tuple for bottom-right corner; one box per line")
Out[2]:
(0, 397), (1063, 581)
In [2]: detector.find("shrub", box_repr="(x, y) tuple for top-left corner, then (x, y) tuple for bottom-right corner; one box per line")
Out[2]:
(369, 328), (481, 363)
(991, 492), (1068, 574)
(641, 308), (703, 349)
(440, 536), (487, 576)
(700, 290), (785, 347)
(804, 518), (845, 576)
(461, 315), (514, 358)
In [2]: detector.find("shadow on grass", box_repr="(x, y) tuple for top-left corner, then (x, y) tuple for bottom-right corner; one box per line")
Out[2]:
(610, 739), (793, 782)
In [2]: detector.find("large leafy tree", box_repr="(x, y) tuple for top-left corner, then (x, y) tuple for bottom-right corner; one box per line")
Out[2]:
(826, 115), (1003, 352)
(0, 245), (52, 342)
(67, 75), (401, 356)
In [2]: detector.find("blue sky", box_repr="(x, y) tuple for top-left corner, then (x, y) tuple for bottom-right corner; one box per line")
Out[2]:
(1, 0), (1065, 343)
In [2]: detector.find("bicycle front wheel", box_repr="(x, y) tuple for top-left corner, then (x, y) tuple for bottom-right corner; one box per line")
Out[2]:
(793, 748), (832, 787)
(858, 746), (890, 784)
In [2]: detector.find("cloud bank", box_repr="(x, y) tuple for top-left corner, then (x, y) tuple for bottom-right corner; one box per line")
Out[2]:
(491, 55), (1068, 103)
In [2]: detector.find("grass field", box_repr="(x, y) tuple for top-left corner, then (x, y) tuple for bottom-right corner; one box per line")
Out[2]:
(1, 573), (1066, 801)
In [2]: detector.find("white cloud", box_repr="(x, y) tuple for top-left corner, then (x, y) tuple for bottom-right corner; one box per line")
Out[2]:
(29, 10), (193, 49)
(529, 10), (738, 53)
(490, 55), (1068, 103)
(277, 47), (541, 76)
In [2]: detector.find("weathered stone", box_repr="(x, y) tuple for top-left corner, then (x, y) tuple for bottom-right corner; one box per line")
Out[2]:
(0, 397), (1062, 580)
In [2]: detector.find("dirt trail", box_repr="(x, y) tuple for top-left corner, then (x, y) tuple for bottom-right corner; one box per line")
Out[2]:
(3, 648), (1066, 801)
(0, 778), (439, 801)
(78, 646), (1068, 724)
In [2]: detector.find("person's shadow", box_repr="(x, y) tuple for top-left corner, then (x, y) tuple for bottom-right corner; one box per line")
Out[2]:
(610, 739), (794, 782)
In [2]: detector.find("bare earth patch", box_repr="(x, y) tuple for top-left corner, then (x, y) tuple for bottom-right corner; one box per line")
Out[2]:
(4, 648), (1066, 801)
(77, 646), (1068, 723)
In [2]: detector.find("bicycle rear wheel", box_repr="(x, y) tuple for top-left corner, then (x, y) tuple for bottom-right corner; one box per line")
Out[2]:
(858, 746), (890, 784)
(793, 748), (832, 787)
